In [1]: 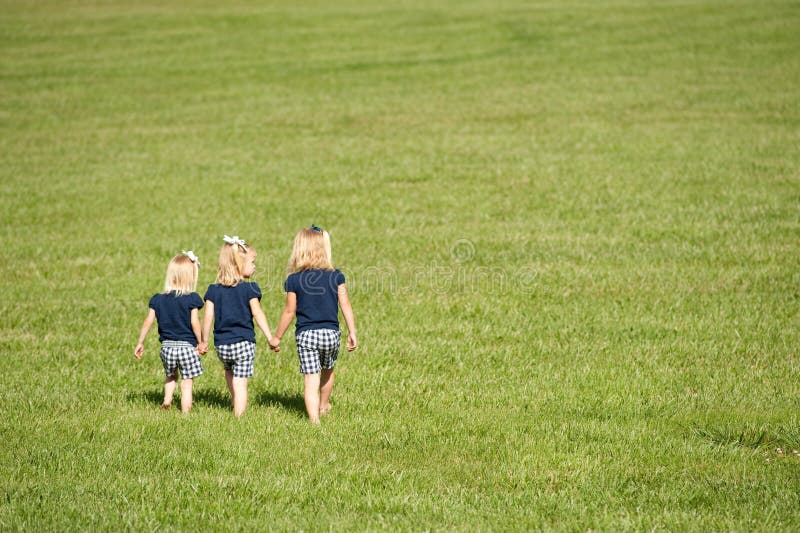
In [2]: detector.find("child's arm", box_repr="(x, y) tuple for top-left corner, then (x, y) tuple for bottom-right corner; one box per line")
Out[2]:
(191, 308), (206, 355)
(135, 309), (156, 359)
(270, 292), (297, 352)
(338, 284), (357, 351)
(249, 298), (274, 343)
(201, 300), (214, 347)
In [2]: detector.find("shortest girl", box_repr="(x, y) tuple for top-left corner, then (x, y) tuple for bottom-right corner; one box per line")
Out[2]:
(135, 251), (206, 413)
(270, 225), (357, 424)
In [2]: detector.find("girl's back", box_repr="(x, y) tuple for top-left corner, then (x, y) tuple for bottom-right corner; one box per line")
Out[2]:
(149, 291), (203, 343)
(285, 269), (344, 333)
(204, 282), (262, 345)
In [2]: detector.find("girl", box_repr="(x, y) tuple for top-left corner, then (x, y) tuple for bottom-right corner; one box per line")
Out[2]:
(201, 235), (273, 417)
(270, 225), (357, 424)
(134, 251), (206, 413)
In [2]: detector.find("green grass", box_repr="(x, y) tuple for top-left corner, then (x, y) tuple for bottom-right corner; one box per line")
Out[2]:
(1, 0), (799, 529)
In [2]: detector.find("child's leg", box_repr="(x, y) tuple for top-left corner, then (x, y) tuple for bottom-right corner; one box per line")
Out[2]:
(232, 377), (248, 418)
(163, 374), (177, 407)
(304, 373), (321, 424)
(225, 369), (234, 397)
(319, 369), (335, 415)
(180, 378), (193, 413)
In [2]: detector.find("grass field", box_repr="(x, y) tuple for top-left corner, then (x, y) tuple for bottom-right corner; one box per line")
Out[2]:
(2, 0), (799, 529)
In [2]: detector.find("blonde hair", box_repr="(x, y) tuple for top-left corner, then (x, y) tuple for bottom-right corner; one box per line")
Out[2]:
(163, 254), (198, 296)
(287, 228), (333, 274)
(216, 243), (255, 286)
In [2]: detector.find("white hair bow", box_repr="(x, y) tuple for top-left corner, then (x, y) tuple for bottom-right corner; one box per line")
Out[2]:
(223, 235), (248, 251)
(182, 250), (200, 265)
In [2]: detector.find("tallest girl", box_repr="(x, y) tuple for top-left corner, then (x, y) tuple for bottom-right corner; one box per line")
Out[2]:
(270, 225), (357, 424)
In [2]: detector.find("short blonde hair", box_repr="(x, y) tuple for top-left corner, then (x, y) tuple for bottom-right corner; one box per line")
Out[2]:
(287, 228), (333, 274)
(216, 243), (255, 286)
(164, 254), (198, 296)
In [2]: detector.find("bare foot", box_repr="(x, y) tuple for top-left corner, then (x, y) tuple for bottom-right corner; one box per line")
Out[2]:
(159, 403), (171, 410)
(320, 404), (332, 416)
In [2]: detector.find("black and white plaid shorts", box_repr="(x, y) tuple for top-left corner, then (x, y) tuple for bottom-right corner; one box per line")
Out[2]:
(295, 328), (341, 374)
(160, 340), (203, 380)
(216, 340), (256, 378)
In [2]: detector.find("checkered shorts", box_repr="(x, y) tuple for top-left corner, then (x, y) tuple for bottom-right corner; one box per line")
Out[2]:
(216, 340), (256, 378)
(296, 328), (341, 374)
(160, 340), (203, 380)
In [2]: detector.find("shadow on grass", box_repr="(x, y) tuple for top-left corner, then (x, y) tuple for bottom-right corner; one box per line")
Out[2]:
(194, 388), (232, 410)
(127, 389), (164, 406)
(127, 387), (305, 417)
(255, 390), (306, 418)
(126, 388), (231, 410)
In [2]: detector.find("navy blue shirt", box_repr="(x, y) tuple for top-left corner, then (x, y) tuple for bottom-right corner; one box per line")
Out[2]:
(285, 269), (345, 334)
(204, 282), (262, 346)
(148, 292), (204, 345)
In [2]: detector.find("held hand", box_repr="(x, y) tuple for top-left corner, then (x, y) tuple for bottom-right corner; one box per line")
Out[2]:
(196, 341), (208, 355)
(134, 344), (144, 359)
(346, 332), (358, 352)
(268, 336), (281, 353)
